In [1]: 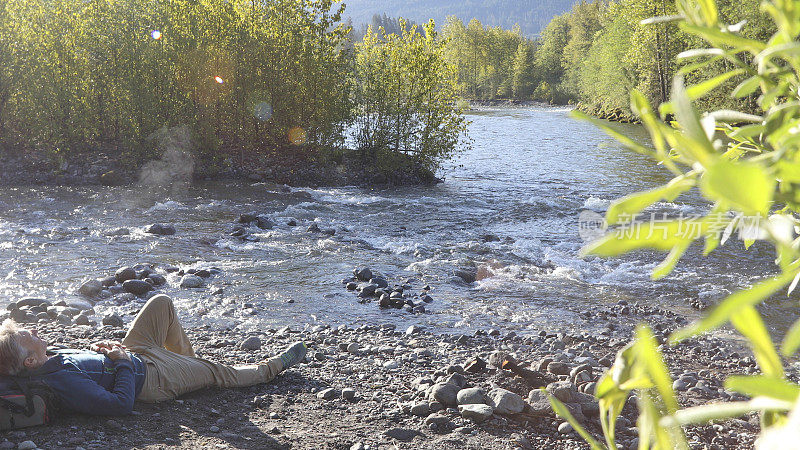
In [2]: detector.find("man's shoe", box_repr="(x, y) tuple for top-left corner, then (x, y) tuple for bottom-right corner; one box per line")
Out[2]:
(279, 342), (307, 370)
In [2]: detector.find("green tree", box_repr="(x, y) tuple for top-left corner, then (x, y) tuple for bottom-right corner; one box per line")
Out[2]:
(511, 42), (536, 98)
(352, 19), (469, 173)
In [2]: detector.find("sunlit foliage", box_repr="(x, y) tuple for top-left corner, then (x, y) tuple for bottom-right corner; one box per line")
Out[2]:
(557, 0), (800, 446)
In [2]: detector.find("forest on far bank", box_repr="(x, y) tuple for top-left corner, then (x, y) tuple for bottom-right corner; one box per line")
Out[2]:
(438, 0), (772, 120)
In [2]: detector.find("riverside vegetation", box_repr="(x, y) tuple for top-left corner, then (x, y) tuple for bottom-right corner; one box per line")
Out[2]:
(550, 0), (800, 446)
(0, 0), (468, 186)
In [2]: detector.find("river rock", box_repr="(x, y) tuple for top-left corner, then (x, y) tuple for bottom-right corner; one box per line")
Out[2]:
(428, 382), (459, 407)
(144, 223), (176, 235)
(457, 387), (487, 405)
(122, 280), (153, 296)
(65, 299), (93, 311)
(14, 298), (50, 309)
(147, 274), (166, 286)
(558, 422), (574, 434)
(115, 267), (137, 283)
(353, 267), (373, 281)
(255, 216), (274, 229)
(547, 381), (577, 403)
(341, 388), (356, 401)
(489, 388), (525, 414)
(74, 314), (90, 326)
(453, 267), (477, 284)
(180, 275), (204, 288)
(79, 279), (103, 297)
(527, 389), (553, 416)
(383, 428), (420, 442)
(410, 402), (430, 416)
(423, 413), (450, 427)
(238, 212), (259, 224)
(317, 388), (337, 400)
(464, 357), (487, 373)
(368, 277), (387, 289)
(240, 336), (262, 351)
(459, 404), (494, 423)
(102, 314), (124, 328)
(358, 284), (377, 297)
(547, 361), (570, 375)
(16, 441), (36, 450)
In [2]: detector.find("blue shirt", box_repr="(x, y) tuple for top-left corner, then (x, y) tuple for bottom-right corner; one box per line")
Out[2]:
(38, 349), (146, 416)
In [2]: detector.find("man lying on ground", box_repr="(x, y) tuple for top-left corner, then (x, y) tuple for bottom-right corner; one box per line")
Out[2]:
(0, 294), (307, 415)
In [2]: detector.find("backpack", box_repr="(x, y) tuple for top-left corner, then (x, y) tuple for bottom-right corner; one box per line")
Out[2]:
(0, 376), (56, 430)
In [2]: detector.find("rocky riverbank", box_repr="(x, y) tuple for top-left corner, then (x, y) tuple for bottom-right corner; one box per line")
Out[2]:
(0, 292), (769, 449)
(0, 145), (440, 188)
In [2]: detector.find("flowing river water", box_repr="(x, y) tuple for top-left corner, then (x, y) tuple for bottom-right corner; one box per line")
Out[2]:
(0, 106), (792, 336)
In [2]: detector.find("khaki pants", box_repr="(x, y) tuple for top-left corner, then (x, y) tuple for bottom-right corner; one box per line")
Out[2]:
(122, 294), (283, 402)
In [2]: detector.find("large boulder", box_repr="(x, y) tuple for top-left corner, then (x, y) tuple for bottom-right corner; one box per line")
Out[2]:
(114, 266), (137, 283)
(353, 267), (373, 281)
(527, 389), (553, 416)
(428, 382), (459, 407)
(488, 388), (525, 415)
(457, 387), (487, 405)
(180, 275), (204, 288)
(79, 279), (103, 298)
(144, 224), (176, 235)
(459, 404), (494, 423)
(122, 279), (154, 296)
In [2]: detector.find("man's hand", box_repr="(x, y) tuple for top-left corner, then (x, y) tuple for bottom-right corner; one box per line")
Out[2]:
(90, 340), (125, 353)
(92, 342), (131, 362)
(105, 346), (131, 362)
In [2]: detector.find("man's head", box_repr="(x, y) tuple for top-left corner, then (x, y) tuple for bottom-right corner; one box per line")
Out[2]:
(0, 319), (48, 376)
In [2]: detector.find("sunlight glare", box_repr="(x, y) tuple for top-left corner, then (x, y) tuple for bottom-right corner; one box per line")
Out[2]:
(151, 30), (162, 40)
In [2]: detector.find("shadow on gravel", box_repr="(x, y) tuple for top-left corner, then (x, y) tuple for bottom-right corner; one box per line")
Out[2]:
(19, 372), (320, 449)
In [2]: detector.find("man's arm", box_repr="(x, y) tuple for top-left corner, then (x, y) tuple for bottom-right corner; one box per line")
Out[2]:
(46, 349), (137, 416)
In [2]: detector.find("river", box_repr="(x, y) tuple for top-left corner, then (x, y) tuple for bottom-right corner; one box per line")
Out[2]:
(0, 106), (790, 336)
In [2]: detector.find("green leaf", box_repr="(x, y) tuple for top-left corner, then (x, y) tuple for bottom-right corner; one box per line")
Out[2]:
(549, 393), (606, 450)
(652, 241), (691, 280)
(686, 69), (744, 99)
(671, 270), (798, 343)
(707, 110), (763, 123)
(641, 15), (685, 25)
(635, 326), (680, 413)
(606, 175), (695, 225)
(700, 159), (775, 216)
(681, 23), (766, 53)
(780, 317), (800, 356)
(661, 398), (793, 427)
(732, 75), (762, 98)
(581, 219), (707, 257)
(672, 76), (714, 165)
(730, 306), (784, 377)
(677, 48), (725, 59)
(725, 376), (800, 402)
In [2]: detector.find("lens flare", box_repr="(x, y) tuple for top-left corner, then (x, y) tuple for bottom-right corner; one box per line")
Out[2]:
(214, 76), (225, 84)
(253, 102), (273, 121)
(151, 30), (162, 40)
(288, 127), (307, 145)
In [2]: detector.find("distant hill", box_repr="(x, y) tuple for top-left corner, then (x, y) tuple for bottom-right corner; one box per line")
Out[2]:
(341, 0), (579, 37)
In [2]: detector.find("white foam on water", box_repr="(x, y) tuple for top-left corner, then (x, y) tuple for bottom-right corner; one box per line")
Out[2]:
(147, 200), (185, 213)
(583, 196), (610, 211)
(0, 242), (13, 249)
(304, 188), (395, 206)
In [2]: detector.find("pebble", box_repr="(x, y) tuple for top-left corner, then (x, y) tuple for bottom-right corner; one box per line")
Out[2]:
(346, 343), (360, 354)
(410, 402), (430, 416)
(383, 428), (420, 442)
(341, 388), (356, 401)
(488, 388), (525, 414)
(16, 442), (35, 450)
(459, 404), (494, 423)
(558, 422), (574, 434)
(240, 336), (262, 351)
(317, 388), (337, 400)
(180, 275), (204, 288)
(456, 387), (486, 405)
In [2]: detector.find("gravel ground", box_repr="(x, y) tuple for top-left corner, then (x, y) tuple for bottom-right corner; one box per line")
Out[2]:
(0, 298), (772, 450)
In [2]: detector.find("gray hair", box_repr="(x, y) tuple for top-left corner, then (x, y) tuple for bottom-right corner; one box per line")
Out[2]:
(0, 319), (30, 376)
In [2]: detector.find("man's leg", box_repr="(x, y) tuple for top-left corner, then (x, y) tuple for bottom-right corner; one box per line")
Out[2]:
(137, 349), (284, 402)
(122, 294), (195, 357)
